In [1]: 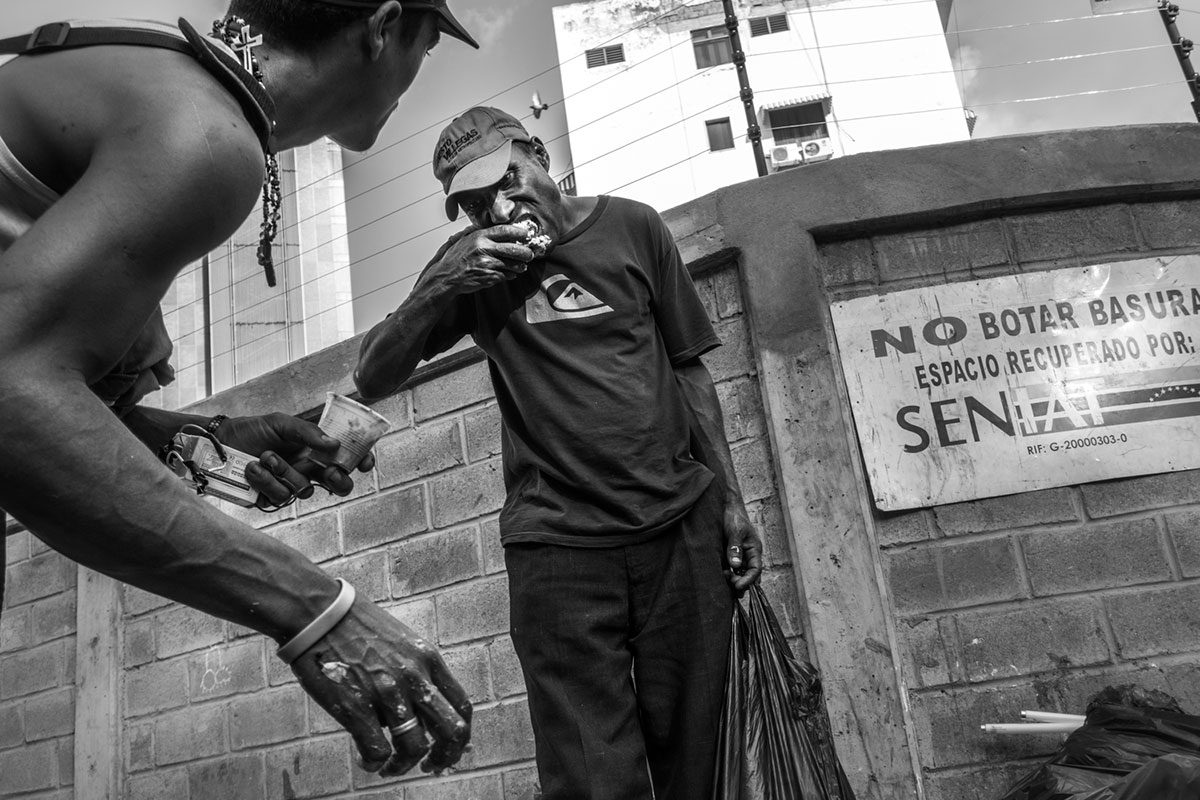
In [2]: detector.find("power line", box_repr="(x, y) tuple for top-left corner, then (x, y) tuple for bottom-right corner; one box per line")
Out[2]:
(219, 37), (1179, 311)
(164, 78), (1181, 376)
(165, 91), (745, 352)
(163, 5), (1184, 367)
(269, 7), (1176, 254)
(273, 2), (1159, 207)
(267, 33), (705, 248)
(275, 0), (714, 206)
(164, 33), (1185, 351)
(275, 0), (947, 205)
(273, 29), (1176, 279)
(751, 43), (1171, 87)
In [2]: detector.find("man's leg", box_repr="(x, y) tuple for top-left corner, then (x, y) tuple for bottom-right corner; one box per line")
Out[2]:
(629, 486), (734, 800)
(506, 543), (653, 800)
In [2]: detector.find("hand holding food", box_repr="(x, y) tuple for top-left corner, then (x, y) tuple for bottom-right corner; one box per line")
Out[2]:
(514, 218), (553, 257)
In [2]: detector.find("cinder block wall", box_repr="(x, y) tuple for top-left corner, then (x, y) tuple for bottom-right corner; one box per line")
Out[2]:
(104, 258), (798, 800)
(818, 199), (1200, 799)
(9, 124), (1200, 800)
(0, 529), (77, 798)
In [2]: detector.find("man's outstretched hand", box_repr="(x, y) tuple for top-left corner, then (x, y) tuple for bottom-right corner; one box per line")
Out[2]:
(219, 412), (376, 508)
(291, 597), (472, 775)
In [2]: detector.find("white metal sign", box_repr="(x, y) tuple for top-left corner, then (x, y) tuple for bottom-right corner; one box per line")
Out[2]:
(830, 257), (1200, 510)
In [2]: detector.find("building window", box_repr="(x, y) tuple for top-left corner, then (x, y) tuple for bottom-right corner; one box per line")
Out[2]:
(692, 25), (732, 69)
(749, 13), (789, 37)
(706, 118), (735, 151)
(768, 102), (829, 145)
(586, 44), (625, 68)
(557, 171), (577, 197)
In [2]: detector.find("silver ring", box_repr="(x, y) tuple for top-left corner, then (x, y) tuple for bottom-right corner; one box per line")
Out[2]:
(389, 718), (421, 736)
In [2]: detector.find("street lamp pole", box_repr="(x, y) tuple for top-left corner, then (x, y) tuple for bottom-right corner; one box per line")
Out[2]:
(722, 0), (769, 176)
(1158, 0), (1200, 122)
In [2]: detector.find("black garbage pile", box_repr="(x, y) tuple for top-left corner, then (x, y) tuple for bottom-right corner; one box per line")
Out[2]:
(998, 686), (1200, 800)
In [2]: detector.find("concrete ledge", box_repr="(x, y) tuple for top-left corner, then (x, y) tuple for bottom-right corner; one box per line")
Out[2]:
(726, 123), (1200, 239)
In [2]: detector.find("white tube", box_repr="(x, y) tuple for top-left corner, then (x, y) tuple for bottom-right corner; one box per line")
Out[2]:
(981, 722), (1083, 735)
(1020, 710), (1087, 724)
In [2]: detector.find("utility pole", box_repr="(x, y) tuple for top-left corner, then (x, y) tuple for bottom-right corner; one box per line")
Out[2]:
(1158, 0), (1200, 122)
(722, 0), (768, 176)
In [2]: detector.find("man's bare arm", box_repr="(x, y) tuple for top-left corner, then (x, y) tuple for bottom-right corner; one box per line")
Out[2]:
(355, 264), (462, 401)
(0, 78), (468, 771)
(0, 92), (328, 631)
(674, 357), (764, 590)
(355, 224), (533, 400)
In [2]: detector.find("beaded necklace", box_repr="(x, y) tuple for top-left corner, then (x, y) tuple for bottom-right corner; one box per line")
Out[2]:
(211, 16), (282, 287)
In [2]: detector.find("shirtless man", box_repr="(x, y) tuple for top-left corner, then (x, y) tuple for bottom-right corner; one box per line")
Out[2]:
(0, 0), (476, 776)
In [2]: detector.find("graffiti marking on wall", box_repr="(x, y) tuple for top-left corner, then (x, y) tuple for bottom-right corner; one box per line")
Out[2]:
(199, 644), (233, 694)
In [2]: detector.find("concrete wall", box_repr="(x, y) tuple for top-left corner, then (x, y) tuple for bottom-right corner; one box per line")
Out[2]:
(2, 251), (797, 797)
(6, 122), (1200, 800)
(0, 533), (76, 798)
(701, 121), (1200, 799)
(822, 199), (1200, 798)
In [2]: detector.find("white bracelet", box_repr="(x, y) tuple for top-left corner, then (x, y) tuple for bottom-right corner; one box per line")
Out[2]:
(277, 579), (356, 664)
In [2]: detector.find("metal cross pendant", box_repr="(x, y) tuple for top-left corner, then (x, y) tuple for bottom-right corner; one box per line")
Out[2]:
(230, 24), (263, 72)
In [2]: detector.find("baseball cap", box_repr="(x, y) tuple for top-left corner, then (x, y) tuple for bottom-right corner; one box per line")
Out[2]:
(433, 107), (535, 220)
(305, 0), (479, 49)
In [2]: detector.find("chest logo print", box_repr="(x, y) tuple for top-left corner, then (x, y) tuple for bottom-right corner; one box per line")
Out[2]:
(525, 274), (614, 324)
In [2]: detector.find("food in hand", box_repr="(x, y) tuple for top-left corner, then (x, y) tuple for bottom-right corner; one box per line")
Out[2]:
(514, 218), (552, 257)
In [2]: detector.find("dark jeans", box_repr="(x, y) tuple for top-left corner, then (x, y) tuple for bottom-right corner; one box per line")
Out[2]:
(505, 487), (733, 800)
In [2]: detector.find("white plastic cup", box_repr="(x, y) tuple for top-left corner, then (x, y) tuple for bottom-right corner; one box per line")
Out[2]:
(315, 393), (391, 472)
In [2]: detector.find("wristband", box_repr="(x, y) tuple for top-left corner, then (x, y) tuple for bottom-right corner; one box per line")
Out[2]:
(276, 579), (356, 664)
(206, 414), (229, 436)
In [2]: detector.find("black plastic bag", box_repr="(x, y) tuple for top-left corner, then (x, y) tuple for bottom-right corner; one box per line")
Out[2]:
(713, 584), (856, 800)
(1072, 754), (1200, 800)
(998, 700), (1200, 800)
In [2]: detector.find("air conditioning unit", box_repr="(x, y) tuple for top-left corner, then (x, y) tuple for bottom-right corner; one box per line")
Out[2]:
(800, 137), (835, 163)
(768, 142), (804, 172)
(769, 138), (836, 171)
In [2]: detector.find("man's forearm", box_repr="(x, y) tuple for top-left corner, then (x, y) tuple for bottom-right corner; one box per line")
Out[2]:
(356, 277), (455, 401)
(0, 375), (338, 643)
(674, 359), (745, 503)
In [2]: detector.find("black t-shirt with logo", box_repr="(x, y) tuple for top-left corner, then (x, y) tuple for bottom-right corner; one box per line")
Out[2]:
(422, 196), (720, 547)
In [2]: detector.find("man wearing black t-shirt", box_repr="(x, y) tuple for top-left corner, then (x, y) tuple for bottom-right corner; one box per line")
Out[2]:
(357, 106), (764, 800)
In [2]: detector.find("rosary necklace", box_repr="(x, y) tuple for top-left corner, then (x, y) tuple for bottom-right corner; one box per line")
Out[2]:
(211, 16), (282, 287)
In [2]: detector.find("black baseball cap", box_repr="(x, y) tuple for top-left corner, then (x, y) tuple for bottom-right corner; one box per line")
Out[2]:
(306, 0), (479, 49)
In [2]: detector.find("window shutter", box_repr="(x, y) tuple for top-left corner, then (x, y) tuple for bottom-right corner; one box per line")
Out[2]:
(750, 13), (789, 37)
(586, 44), (625, 68)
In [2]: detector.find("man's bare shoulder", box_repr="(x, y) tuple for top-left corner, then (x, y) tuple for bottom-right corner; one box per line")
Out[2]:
(0, 43), (264, 196)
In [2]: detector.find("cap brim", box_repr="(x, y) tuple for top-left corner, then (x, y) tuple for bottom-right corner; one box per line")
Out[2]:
(433, 7), (478, 49)
(443, 140), (514, 220)
(307, 1), (479, 48)
(399, 1), (479, 48)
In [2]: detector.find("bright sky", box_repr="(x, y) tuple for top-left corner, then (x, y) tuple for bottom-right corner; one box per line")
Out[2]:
(947, 0), (1200, 136)
(4, 0), (1200, 330)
